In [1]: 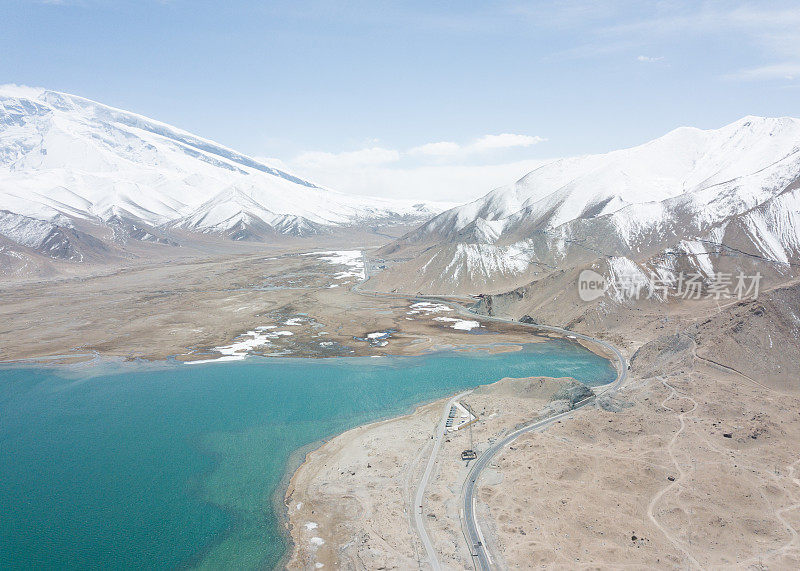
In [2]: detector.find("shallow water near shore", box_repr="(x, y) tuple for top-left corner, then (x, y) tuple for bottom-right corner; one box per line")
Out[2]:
(0, 341), (615, 570)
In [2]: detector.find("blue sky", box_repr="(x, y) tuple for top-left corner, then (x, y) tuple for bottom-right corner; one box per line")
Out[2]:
(3, 0), (800, 200)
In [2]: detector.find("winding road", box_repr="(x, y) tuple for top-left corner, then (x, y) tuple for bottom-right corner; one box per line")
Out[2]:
(458, 317), (628, 570)
(352, 259), (628, 571)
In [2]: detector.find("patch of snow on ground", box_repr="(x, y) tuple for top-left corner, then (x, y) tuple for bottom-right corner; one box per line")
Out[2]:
(310, 537), (325, 546)
(305, 250), (365, 281)
(355, 330), (394, 347)
(186, 328), (294, 363)
(284, 317), (304, 326)
(0, 247), (24, 259)
(678, 240), (715, 277)
(407, 302), (453, 315)
(0, 211), (58, 249)
(606, 256), (653, 302)
(433, 317), (482, 331)
(443, 243), (532, 281)
(305, 522), (318, 530)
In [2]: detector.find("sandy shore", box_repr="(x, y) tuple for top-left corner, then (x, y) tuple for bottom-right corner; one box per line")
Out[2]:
(283, 376), (580, 569)
(284, 340), (800, 569)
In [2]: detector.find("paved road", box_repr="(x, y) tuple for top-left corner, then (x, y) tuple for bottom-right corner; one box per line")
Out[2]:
(413, 390), (472, 570)
(351, 267), (628, 571)
(459, 317), (628, 570)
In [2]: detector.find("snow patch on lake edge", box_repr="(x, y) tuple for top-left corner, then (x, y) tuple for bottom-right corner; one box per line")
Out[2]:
(353, 330), (394, 348)
(185, 327), (294, 364)
(407, 301), (482, 330)
(433, 317), (482, 331)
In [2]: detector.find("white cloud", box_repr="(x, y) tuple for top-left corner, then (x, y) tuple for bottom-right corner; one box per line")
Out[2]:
(293, 147), (400, 169)
(287, 159), (555, 203)
(725, 62), (800, 81)
(535, 2), (800, 82)
(603, 3), (800, 82)
(275, 132), (548, 201)
(408, 141), (461, 156)
(471, 133), (545, 151)
(408, 133), (545, 158)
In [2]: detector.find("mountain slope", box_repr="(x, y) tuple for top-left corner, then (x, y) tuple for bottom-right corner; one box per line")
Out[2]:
(0, 85), (448, 274)
(372, 116), (800, 297)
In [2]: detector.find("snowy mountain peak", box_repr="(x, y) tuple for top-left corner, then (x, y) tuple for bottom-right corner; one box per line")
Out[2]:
(412, 115), (800, 239)
(379, 115), (800, 295)
(0, 85), (450, 264)
(0, 84), (321, 187)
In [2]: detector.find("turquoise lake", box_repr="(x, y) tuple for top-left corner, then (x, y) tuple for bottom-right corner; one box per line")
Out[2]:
(0, 341), (615, 570)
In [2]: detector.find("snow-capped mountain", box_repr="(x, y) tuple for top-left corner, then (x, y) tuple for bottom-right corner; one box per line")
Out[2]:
(0, 85), (447, 265)
(374, 116), (800, 295)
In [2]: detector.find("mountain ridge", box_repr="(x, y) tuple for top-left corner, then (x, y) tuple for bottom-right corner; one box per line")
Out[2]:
(372, 115), (800, 299)
(0, 85), (450, 275)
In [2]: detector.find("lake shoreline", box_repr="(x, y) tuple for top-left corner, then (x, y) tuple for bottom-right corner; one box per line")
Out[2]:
(0, 340), (616, 570)
(273, 388), (469, 570)
(280, 373), (597, 568)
